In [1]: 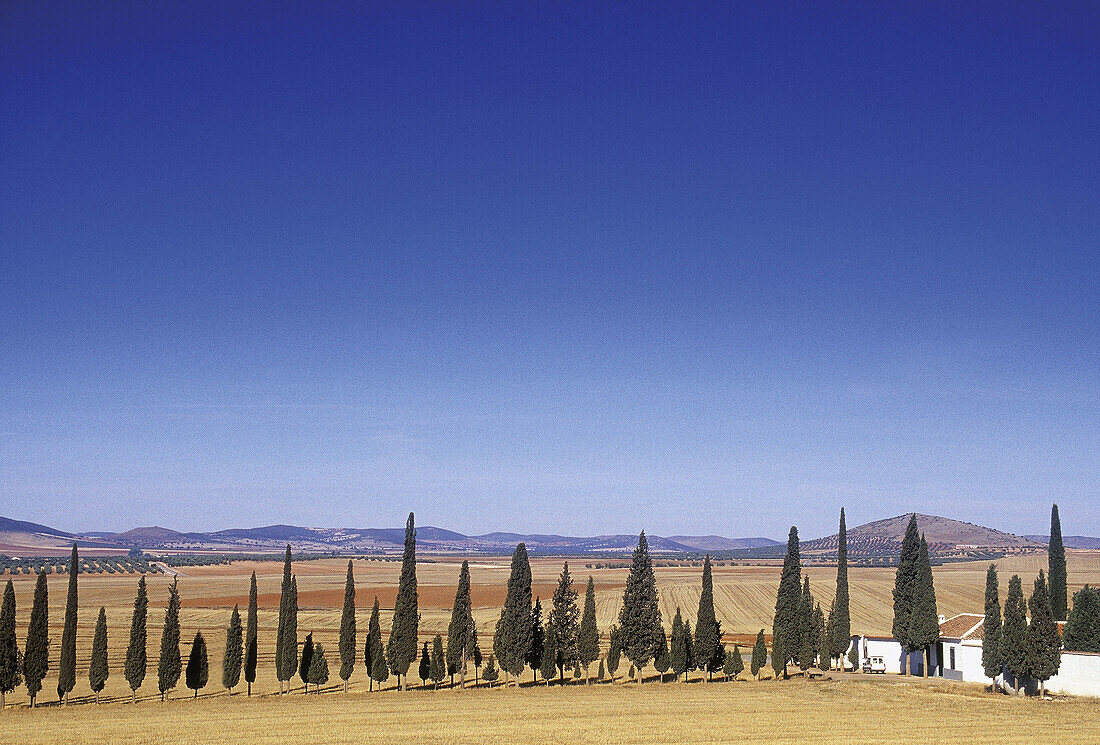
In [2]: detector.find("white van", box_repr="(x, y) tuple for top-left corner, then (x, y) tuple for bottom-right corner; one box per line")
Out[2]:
(862, 656), (887, 674)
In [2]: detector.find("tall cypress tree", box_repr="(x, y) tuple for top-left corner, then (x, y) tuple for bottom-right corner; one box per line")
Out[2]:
(287, 575), (299, 688)
(751, 629), (767, 680)
(694, 555), (719, 681)
(772, 526), (802, 679)
(982, 564), (1003, 685)
(446, 560), (475, 688)
(892, 514), (921, 675)
(577, 576), (599, 683)
(683, 617), (695, 679)
(725, 643), (744, 679)
(157, 577), (182, 700)
(299, 632), (314, 692)
(494, 542), (533, 684)
(185, 632), (208, 699)
(528, 598), (545, 683)
(1002, 574), (1028, 693)
(125, 574), (148, 702)
(653, 626), (670, 682)
(797, 577), (814, 672)
(826, 508), (851, 669)
(539, 621), (557, 684)
(387, 512), (418, 690)
(1063, 586), (1100, 653)
(606, 625), (622, 680)
(549, 563), (580, 683)
(0, 580), (19, 709)
(1048, 504), (1068, 622)
(275, 545), (293, 693)
(244, 571), (258, 696)
(618, 532), (663, 682)
(89, 606), (109, 703)
(669, 607), (687, 682)
(813, 602), (828, 670)
(58, 543), (79, 704)
(368, 597), (388, 690)
(430, 634), (446, 688)
(222, 604), (243, 694)
(418, 641), (430, 686)
(23, 571), (48, 707)
(338, 560), (356, 692)
(908, 535), (940, 678)
(1026, 570), (1061, 697)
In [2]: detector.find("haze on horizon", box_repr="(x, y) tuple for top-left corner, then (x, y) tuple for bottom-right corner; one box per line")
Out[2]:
(2, 3), (1097, 539)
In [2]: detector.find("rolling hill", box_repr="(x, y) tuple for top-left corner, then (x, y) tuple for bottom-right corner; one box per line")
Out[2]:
(803, 513), (1041, 556)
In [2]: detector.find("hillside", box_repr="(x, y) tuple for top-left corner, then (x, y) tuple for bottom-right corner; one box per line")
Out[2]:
(804, 513), (1041, 556)
(666, 535), (781, 551)
(1024, 535), (1100, 550)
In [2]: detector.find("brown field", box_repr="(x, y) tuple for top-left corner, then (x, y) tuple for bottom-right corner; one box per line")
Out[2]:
(2, 550), (1098, 711)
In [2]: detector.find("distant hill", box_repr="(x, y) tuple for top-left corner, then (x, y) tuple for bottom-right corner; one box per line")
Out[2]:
(666, 535), (782, 551)
(1024, 535), (1100, 550)
(804, 513), (1041, 555)
(0, 516), (73, 539)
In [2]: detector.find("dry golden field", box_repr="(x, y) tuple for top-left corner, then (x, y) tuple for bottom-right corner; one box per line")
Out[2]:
(3, 677), (1099, 745)
(2, 550), (1099, 710)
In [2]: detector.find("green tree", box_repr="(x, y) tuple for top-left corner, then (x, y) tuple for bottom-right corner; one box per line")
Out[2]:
(908, 535), (940, 677)
(826, 508), (851, 669)
(185, 631), (208, 699)
(57, 544), (79, 704)
(597, 658), (606, 682)
(1048, 504), (1068, 622)
(367, 597), (388, 690)
(751, 630), (767, 680)
(549, 563), (580, 683)
(418, 641), (430, 686)
(1026, 570), (1061, 697)
(683, 618), (695, 679)
(299, 633), (314, 693)
(308, 642), (329, 690)
(891, 515), (921, 675)
(528, 597), (545, 683)
(482, 655), (499, 686)
(814, 602), (828, 671)
(88, 606), (109, 702)
(338, 561), (356, 692)
(244, 571), (258, 696)
(157, 577), (182, 700)
(493, 543), (533, 684)
(797, 577), (814, 673)
(125, 574), (148, 702)
(540, 621), (558, 685)
(1062, 585), (1100, 653)
(724, 644), (744, 679)
(446, 560), (476, 687)
(1002, 574), (1028, 693)
(606, 625), (622, 680)
(472, 629), (482, 686)
(653, 626), (670, 682)
(982, 564), (1003, 684)
(222, 604), (243, 695)
(275, 546), (296, 693)
(618, 532), (663, 682)
(670, 608), (687, 682)
(772, 526), (802, 679)
(430, 634), (446, 688)
(387, 513), (419, 690)
(577, 577), (600, 683)
(694, 555), (719, 681)
(0, 580), (21, 708)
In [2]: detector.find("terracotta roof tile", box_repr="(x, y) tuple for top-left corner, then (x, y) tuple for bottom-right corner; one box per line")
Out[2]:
(939, 613), (984, 640)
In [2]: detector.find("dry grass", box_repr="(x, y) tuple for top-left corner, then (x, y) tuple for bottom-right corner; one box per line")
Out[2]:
(2, 676), (1098, 745)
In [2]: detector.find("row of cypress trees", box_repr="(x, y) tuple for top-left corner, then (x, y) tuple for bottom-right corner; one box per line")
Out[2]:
(983, 565), (1063, 696)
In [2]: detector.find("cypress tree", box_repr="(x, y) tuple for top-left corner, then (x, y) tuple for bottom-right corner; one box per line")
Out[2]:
(708, 633), (726, 678)
(300, 633), (314, 693)
(367, 597), (388, 690)
(1002, 574), (1028, 693)
(683, 617), (695, 679)
(418, 641), (430, 686)
(430, 634), (446, 688)
(446, 560), (475, 688)
(157, 577), (181, 700)
(1048, 504), (1068, 622)
(244, 571), (258, 696)
(125, 575), (148, 702)
(287, 575), (299, 688)
(222, 604), (243, 695)
(539, 622), (558, 684)
(471, 629), (482, 686)
(338, 561), (356, 692)
(724, 644), (744, 679)
(653, 626), (670, 682)
(892, 514), (921, 675)
(826, 508), (851, 669)
(1063, 586), (1100, 653)
(772, 526), (802, 679)
(618, 532), (663, 682)
(577, 577), (599, 683)
(89, 606), (109, 703)
(528, 598), (545, 683)
(275, 545), (293, 693)
(1026, 570), (1061, 697)
(669, 608), (687, 681)
(0, 580), (22, 709)
(814, 602), (828, 671)
(493, 542), (533, 684)
(694, 555), (719, 681)
(797, 578), (814, 672)
(58, 543), (79, 704)
(387, 512), (418, 690)
(573, 660), (583, 680)
(982, 564), (1003, 684)
(24, 570), (49, 706)
(751, 630), (767, 680)
(185, 631), (208, 699)
(606, 625), (622, 680)
(482, 655), (498, 686)
(597, 658), (606, 682)
(549, 563), (579, 683)
(308, 643), (329, 690)
(908, 535), (940, 678)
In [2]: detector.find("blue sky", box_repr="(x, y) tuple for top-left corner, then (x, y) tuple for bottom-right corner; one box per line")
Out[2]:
(2, 2), (1097, 538)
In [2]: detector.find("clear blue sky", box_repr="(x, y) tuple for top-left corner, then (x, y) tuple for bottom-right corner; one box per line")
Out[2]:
(2, 2), (1097, 538)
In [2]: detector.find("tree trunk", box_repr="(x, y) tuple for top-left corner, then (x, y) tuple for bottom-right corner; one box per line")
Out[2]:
(585, 663), (590, 685)
(923, 648), (930, 679)
(247, 681), (251, 697)
(132, 688), (136, 703)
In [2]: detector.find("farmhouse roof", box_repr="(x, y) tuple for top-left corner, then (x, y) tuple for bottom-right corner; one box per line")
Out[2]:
(939, 613), (985, 641)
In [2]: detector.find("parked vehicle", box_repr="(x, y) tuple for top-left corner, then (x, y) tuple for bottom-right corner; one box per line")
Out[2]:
(863, 656), (887, 674)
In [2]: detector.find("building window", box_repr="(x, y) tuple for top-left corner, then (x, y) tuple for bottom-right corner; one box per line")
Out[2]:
(949, 647), (955, 670)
